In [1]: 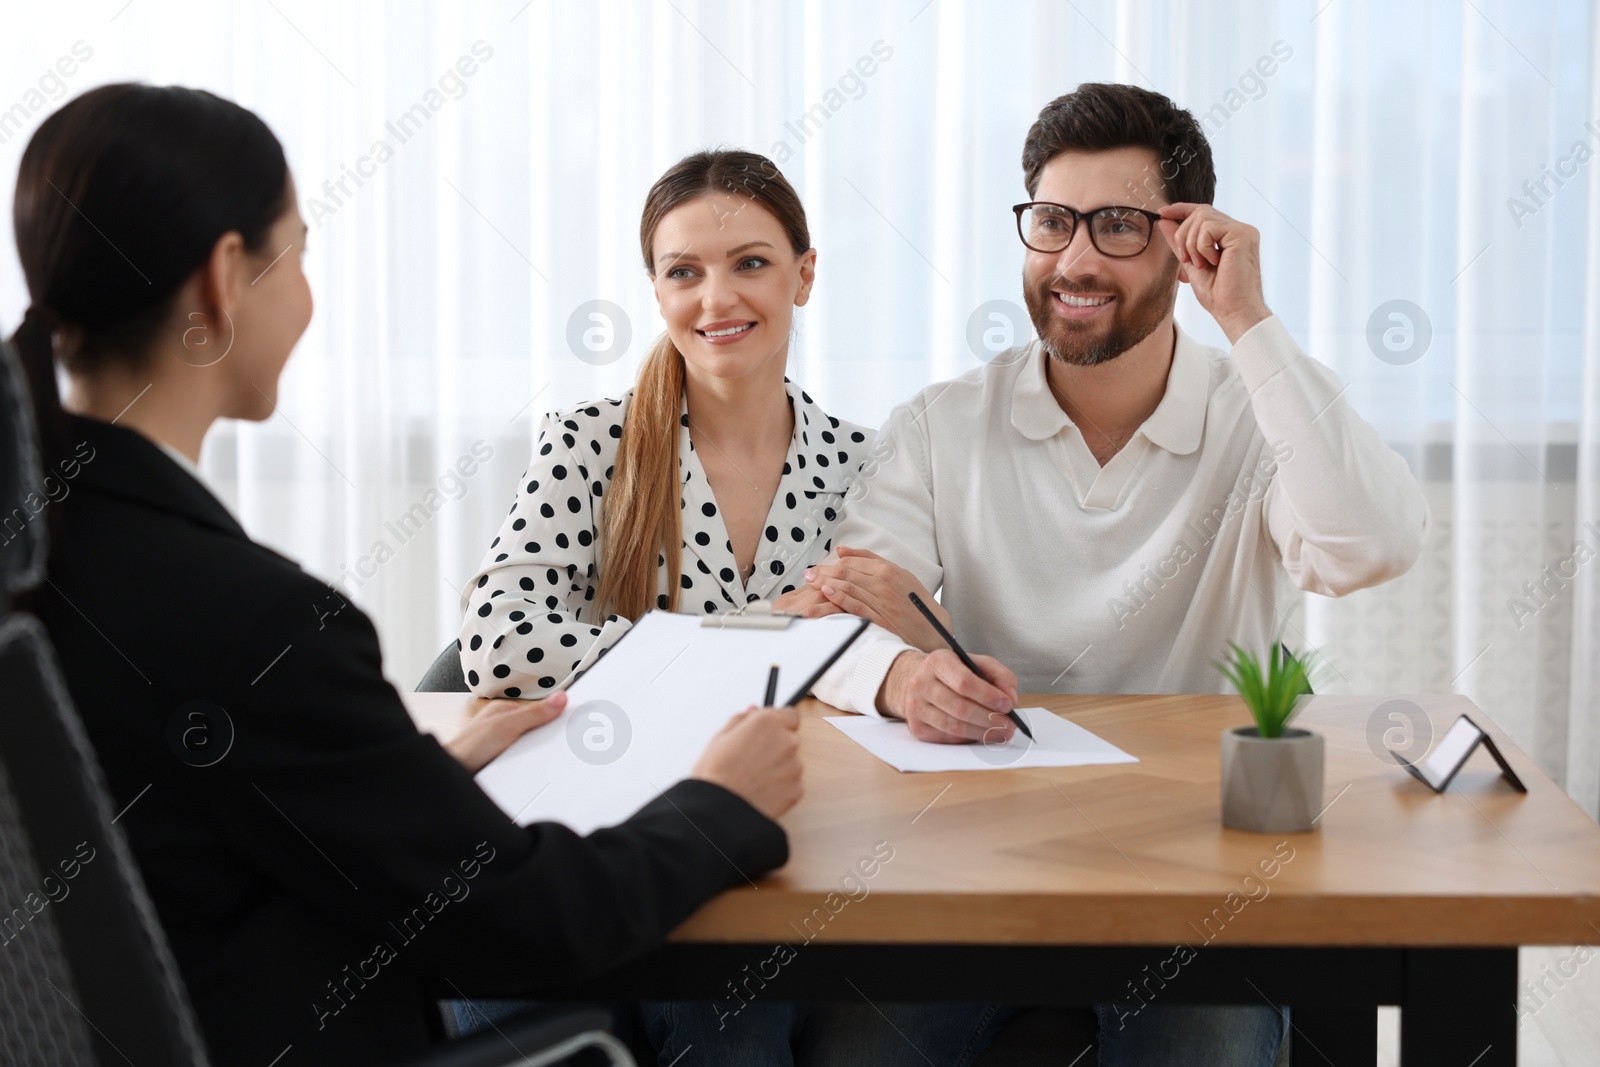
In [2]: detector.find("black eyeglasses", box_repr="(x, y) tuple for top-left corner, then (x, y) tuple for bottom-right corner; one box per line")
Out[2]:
(1012, 202), (1163, 258)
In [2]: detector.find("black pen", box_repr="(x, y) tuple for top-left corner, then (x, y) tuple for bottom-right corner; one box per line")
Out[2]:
(763, 664), (780, 706)
(907, 592), (1033, 741)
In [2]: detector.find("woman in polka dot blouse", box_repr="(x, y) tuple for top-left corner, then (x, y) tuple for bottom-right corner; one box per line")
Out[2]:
(459, 149), (874, 699)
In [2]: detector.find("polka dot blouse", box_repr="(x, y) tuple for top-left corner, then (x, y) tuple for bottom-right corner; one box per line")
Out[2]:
(458, 380), (873, 698)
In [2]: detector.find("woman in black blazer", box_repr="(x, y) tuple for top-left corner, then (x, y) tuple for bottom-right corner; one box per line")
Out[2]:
(9, 83), (801, 1067)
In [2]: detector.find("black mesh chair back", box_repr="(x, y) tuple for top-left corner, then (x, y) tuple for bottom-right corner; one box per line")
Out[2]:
(0, 617), (214, 1066)
(0, 337), (212, 1065)
(0, 333), (45, 615)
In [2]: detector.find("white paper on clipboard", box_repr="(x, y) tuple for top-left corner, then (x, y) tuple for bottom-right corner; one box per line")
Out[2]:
(473, 610), (869, 833)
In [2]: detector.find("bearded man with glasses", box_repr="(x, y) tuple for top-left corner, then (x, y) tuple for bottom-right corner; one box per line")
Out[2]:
(793, 82), (1429, 1064)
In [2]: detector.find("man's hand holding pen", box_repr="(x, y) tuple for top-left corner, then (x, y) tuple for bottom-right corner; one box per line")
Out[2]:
(877, 648), (1022, 744)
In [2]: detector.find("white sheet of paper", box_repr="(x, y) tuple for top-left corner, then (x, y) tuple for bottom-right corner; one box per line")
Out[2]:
(825, 708), (1139, 772)
(473, 611), (866, 832)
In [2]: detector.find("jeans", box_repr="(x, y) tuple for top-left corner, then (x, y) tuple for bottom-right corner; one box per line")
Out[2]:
(451, 998), (641, 1052)
(457, 998), (1287, 1065)
(643, 1000), (1013, 1067)
(452, 998), (538, 1036)
(1096, 1003), (1289, 1066)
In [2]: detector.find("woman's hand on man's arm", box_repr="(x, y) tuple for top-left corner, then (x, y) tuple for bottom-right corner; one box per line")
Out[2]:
(805, 545), (952, 652)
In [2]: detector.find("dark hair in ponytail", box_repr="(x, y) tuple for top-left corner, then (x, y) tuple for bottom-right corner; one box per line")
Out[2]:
(8, 83), (290, 465)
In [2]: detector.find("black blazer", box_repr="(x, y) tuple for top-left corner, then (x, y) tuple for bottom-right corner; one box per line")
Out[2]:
(33, 415), (786, 1066)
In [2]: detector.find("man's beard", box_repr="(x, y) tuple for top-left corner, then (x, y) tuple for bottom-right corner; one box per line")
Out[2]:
(1023, 259), (1178, 367)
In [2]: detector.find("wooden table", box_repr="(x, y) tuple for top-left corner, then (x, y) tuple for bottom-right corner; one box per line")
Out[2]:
(403, 690), (1600, 1065)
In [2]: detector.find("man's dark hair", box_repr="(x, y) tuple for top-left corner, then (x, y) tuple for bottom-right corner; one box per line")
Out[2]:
(1022, 83), (1216, 206)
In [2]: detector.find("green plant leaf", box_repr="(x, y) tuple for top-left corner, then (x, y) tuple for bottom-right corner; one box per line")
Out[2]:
(1214, 641), (1313, 739)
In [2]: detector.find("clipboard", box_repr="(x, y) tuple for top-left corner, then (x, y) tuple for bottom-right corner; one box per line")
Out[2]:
(474, 610), (869, 831)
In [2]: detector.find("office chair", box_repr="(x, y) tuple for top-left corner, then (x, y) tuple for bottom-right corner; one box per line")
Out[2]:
(418, 639), (470, 692)
(0, 338), (629, 1067)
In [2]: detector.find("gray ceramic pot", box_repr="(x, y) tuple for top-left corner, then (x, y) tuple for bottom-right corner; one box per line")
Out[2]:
(1220, 726), (1324, 833)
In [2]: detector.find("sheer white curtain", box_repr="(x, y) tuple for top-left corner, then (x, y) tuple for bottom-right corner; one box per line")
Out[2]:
(3, 0), (1597, 812)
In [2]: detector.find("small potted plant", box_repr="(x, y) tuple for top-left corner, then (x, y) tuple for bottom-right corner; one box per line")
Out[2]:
(1215, 642), (1322, 833)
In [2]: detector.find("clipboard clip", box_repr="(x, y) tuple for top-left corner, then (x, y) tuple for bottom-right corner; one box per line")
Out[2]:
(700, 601), (799, 630)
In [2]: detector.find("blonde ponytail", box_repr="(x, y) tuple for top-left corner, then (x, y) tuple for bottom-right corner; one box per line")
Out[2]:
(596, 333), (684, 620)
